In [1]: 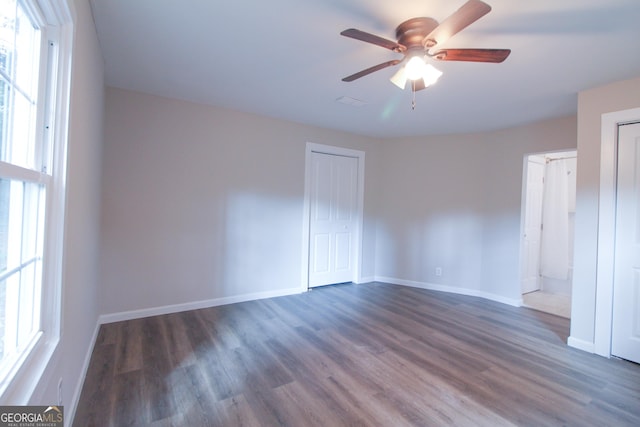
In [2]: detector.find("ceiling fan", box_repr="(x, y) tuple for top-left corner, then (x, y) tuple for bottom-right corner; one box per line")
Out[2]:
(340, 0), (510, 93)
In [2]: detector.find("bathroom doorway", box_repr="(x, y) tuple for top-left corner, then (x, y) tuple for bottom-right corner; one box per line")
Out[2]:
(520, 150), (577, 318)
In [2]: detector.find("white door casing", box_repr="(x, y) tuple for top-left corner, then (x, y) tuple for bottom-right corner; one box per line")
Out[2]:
(302, 143), (365, 290)
(611, 122), (640, 363)
(521, 156), (545, 294)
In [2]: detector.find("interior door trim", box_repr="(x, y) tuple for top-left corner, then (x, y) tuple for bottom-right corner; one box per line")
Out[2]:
(301, 142), (365, 291)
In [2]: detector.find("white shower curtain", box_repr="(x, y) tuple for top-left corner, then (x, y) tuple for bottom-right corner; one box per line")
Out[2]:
(540, 159), (569, 280)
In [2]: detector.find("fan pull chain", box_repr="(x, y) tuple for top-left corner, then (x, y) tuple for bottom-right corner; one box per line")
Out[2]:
(411, 81), (416, 110)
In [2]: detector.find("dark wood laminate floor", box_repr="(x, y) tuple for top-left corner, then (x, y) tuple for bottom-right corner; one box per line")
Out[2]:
(73, 282), (640, 426)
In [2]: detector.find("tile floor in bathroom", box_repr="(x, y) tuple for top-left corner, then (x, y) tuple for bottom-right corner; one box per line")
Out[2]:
(522, 290), (571, 318)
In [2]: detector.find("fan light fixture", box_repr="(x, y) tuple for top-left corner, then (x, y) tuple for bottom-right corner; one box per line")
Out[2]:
(340, 1), (512, 110)
(390, 56), (443, 90)
(389, 54), (443, 109)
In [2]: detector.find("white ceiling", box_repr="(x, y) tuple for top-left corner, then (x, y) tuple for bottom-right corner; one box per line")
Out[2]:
(89, 0), (640, 138)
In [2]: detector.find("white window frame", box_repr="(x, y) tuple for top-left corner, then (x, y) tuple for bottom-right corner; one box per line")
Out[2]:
(0, 0), (72, 403)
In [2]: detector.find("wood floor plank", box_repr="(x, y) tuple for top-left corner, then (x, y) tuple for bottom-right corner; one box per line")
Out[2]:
(71, 342), (115, 426)
(374, 347), (516, 427)
(320, 374), (415, 427)
(95, 322), (118, 346)
(73, 282), (640, 426)
(272, 380), (367, 427)
(159, 312), (196, 368)
(111, 369), (145, 426)
(140, 315), (176, 422)
(210, 395), (262, 427)
(114, 318), (144, 374)
(171, 364), (220, 425)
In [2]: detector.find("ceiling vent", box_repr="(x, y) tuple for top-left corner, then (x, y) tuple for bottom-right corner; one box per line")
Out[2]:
(336, 96), (367, 107)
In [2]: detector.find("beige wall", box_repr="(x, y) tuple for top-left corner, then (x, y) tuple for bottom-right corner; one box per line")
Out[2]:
(570, 76), (640, 346)
(375, 116), (577, 301)
(101, 87), (577, 317)
(101, 85), (579, 315)
(100, 88), (381, 315)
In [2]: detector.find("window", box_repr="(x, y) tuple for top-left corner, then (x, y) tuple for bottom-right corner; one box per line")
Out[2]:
(0, 0), (71, 401)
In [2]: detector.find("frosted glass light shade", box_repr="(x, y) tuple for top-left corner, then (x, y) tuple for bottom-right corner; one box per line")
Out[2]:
(404, 56), (427, 80)
(390, 67), (408, 89)
(422, 63), (443, 87)
(389, 59), (443, 90)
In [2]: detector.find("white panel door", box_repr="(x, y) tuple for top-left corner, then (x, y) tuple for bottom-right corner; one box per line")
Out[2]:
(522, 157), (545, 294)
(612, 122), (640, 364)
(308, 152), (358, 287)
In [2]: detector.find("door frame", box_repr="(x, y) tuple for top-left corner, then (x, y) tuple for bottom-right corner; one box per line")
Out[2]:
(301, 142), (365, 291)
(594, 107), (640, 357)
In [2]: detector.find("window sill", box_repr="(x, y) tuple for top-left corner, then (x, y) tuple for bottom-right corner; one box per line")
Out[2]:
(0, 333), (59, 404)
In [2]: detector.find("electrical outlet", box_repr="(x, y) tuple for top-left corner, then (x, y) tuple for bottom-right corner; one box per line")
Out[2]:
(435, 267), (442, 277)
(57, 378), (63, 405)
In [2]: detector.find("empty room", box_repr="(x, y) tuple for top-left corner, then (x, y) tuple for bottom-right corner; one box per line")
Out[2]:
(1, 0), (640, 425)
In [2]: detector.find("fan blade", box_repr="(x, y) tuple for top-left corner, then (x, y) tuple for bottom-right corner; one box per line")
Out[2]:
(342, 60), (401, 82)
(424, 0), (492, 48)
(341, 28), (405, 52)
(432, 48), (510, 63)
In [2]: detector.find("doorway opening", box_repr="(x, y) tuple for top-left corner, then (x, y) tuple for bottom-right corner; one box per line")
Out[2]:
(519, 150), (577, 318)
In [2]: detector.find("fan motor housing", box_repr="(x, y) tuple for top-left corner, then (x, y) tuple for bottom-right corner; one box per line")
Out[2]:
(395, 17), (438, 49)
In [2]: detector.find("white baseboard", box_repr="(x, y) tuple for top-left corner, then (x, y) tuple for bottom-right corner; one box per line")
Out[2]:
(98, 286), (305, 324)
(67, 320), (101, 427)
(357, 276), (375, 284)
(567, 336), (595, 354)
(375, 276), (521, 307)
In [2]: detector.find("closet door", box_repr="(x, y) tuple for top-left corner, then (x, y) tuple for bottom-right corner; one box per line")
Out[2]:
(611, 122), (640, 364)
(308, 152), (358, 287)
